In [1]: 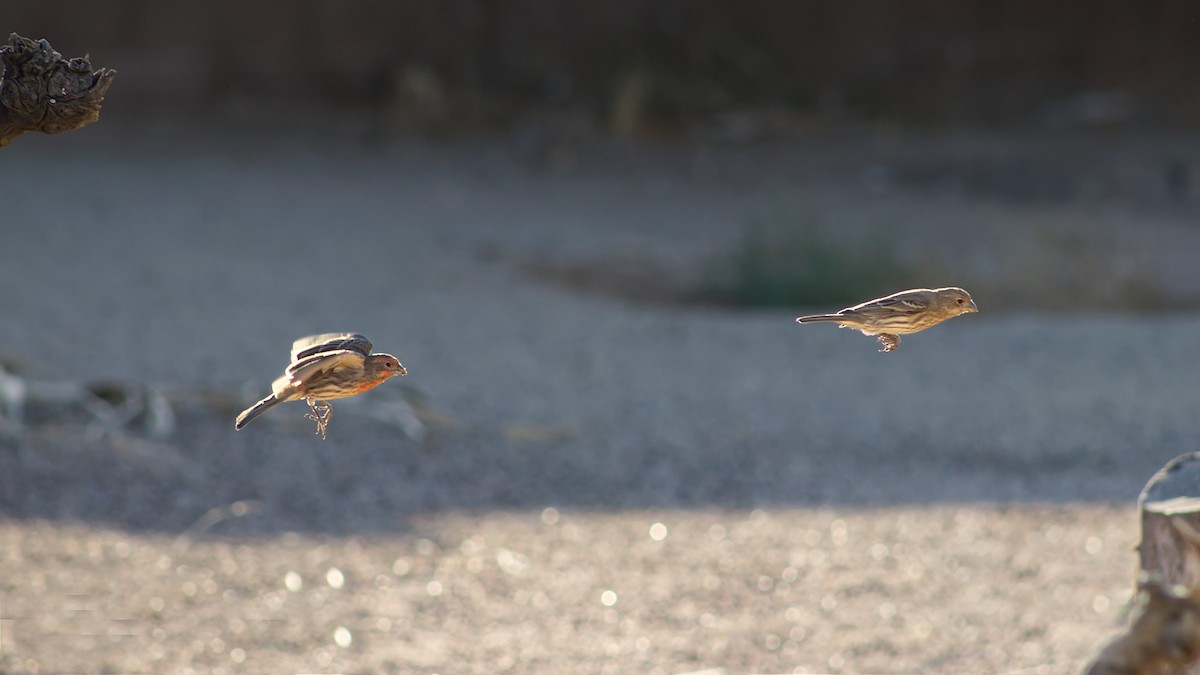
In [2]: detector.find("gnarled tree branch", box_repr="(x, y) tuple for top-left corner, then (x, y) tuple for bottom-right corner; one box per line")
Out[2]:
(0, 33), (115, 147)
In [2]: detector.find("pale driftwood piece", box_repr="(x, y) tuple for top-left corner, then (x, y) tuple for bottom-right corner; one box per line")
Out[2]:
(0, 363), (175, 439)
(1084, 453), (1200, 674)
(0, 33), (115, 147)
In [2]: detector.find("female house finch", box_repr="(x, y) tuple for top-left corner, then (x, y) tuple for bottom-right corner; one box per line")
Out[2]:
(235, 333), (407, 439)
(795, 287), (978, 352)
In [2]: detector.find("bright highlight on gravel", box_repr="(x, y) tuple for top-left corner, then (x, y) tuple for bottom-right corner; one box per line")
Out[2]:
(649, 522), (668, 540)
(326, 567), (345, 589)
(334, 626), (353, 648)
(600, 590), (617, 607)
(284, 571), (302, 592)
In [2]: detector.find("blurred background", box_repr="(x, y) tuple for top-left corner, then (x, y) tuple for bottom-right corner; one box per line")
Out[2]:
(10, 1), (1200, 129)
(11, 0), (1200, 310)
(2, 2), (1200, 673)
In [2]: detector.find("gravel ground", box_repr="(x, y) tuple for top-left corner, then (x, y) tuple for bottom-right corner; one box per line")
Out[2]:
(1, 121), (1198, 672)
(0, 506), (1134, 674)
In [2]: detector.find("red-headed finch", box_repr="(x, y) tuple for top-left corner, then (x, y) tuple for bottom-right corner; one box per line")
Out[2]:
(236, 333), (407, 439)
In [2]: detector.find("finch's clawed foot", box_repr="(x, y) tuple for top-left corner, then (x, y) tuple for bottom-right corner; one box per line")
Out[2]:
(877, 334), (901, 352)
(305, 398), (333, 440)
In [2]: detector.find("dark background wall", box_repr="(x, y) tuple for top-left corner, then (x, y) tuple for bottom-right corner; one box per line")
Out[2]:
(7, 0), (1200, 128)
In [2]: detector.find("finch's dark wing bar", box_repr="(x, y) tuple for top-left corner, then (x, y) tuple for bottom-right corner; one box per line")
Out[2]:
(868, 295), (928, 313)
(291, 333), (373, 361)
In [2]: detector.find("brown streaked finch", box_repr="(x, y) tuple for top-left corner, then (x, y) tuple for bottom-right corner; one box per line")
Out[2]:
(795, 287), (978, 352)
(235, 333), (407, 439)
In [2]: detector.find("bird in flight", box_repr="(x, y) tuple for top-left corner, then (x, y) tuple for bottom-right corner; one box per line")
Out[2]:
(795, 287), (978, 352)
(235, 333), (407, 439)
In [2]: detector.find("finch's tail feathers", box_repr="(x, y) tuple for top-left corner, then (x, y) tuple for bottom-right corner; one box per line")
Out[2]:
(795, 313), (844, 324)
(235, 394), (282, 430)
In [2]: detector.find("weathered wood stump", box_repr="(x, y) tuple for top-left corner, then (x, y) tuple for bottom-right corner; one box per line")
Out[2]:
(1139, 454), (1200, 591)
(1085, 453), (1200, 674)
(0, 33), (115, 147)
(1085, 577), (1200, 675)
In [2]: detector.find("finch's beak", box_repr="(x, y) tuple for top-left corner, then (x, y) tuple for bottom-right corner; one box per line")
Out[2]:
(396, 364), (408, 376)
(966, 300), (979, 313)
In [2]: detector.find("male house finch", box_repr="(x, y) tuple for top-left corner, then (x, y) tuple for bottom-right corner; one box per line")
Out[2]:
(235, 333), (407, 439)
(795, 287), (978, 352)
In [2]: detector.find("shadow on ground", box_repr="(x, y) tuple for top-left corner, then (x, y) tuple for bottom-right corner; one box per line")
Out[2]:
(0, 400), (1173, 537)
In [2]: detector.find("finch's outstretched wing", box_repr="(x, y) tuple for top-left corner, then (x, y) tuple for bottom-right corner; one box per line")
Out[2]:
(290, 333), (373, 362)
(274, 349), (365, 394)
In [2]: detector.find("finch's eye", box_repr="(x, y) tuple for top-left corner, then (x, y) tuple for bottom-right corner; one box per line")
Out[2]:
(956, 298), (964, 304)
